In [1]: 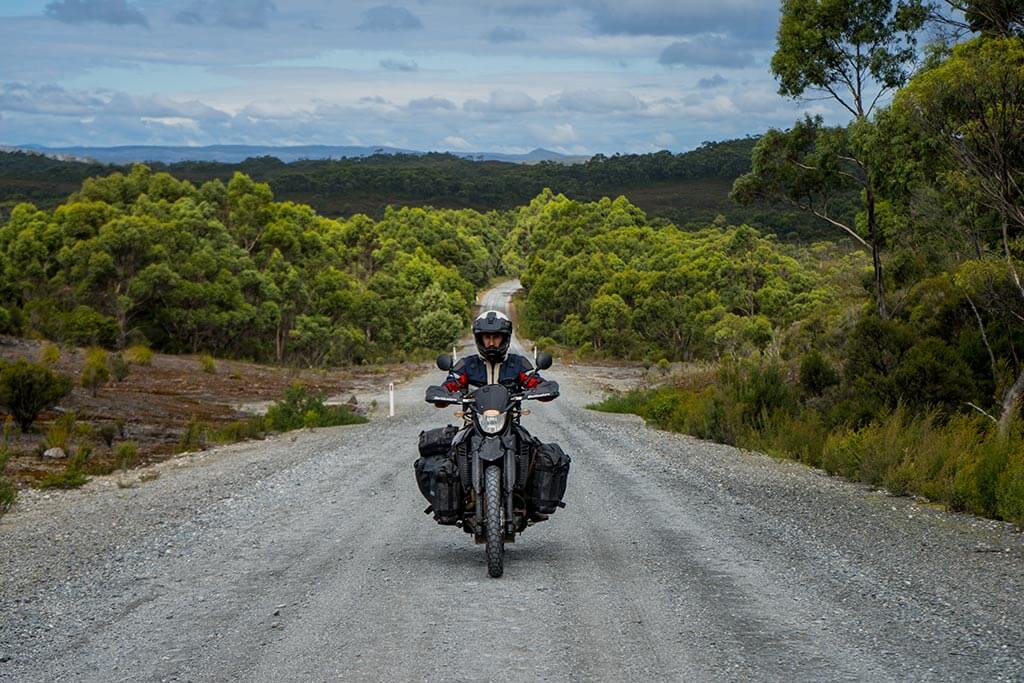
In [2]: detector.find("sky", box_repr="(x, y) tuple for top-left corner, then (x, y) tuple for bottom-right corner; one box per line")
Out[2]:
(0, 0), (858, 154)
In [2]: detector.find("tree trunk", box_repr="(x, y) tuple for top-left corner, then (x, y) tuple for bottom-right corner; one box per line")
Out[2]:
(865, 181), (889, 319)
(998, 366), (1024, 437)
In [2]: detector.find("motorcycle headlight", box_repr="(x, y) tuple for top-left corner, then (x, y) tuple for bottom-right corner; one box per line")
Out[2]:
(478, 409), (507, 434)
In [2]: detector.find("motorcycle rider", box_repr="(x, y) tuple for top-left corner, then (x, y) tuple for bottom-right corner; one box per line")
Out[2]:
(438, 310), (552, 398)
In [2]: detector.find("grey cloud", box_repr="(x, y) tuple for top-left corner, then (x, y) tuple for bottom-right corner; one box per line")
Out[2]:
(407, 97), (456, 111)
(44, 0), (147, 27)
(544, 89), (643, 113)
(380, 58), (419, 72)
(659, 38), (755, 68)
(585, 0), (778, 40)
(486, 26), (527, 43)
(494, 3), (569, 17)
(464, 90), (538, 114)
(173, 0), (277, 30)
(697, 74), (728, 89)
(358, 5), (423, 32)
(0, 82), (227, 120)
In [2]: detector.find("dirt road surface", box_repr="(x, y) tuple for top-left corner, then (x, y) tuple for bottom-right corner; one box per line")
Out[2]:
(2, 280), (1022, 681)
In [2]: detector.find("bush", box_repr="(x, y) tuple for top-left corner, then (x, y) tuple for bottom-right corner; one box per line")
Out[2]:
(45, 412), (76, 450)
(745, 410), (829, 467)
(799, 351), (839, 397)
(36, 445), (90, 489)
(179, 416), (210, 452)
(60, 305), (117, 348)
(212, 417), (266, 444)
(114, 441), (139, 471)
(264, 383), (366, 432)
(81, 348), (110, 396)
(0, 419), (17, 515)
(39, 342), (61, 365)
(0, 359), (73, 432)
(108, 353), (131, 382)
(198, 354), (217, 374)
(717, 356), (797, 430)
(99, 423), (118, 448)
(892, 338), (976, 415)
(125, 345), (153, 366)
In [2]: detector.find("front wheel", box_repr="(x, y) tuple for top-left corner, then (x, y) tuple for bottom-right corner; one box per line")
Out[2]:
(484, 465), (504, 578)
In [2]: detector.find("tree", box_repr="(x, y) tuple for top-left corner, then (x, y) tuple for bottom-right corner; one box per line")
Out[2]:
(929, 0), (1024, 38)
(749, 0), (929, 317)
(891, 36), (1024, 432)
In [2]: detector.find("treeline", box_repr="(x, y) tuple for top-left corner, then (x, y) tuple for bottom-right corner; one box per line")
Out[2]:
(0, 140), (839, 241)
(589, 2), (1024, 524)
(0, 165), (501, 365)
(509, 190), (858, 361)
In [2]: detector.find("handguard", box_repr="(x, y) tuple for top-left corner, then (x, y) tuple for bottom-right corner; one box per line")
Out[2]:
(524, 380), (559, 401)
(425, 385), (463, 405)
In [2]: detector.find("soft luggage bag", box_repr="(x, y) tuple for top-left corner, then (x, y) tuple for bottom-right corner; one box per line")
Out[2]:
(528, 442), (571, 514)
(418, 425), (458, 458)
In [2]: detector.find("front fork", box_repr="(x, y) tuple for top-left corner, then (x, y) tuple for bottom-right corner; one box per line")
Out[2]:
(472, 436), (517, 541)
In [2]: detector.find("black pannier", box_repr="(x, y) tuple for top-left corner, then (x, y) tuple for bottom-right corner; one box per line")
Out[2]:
(418, 425), (459, 458)
(527, 442), (571, 514)
(414, 425), (462, 523)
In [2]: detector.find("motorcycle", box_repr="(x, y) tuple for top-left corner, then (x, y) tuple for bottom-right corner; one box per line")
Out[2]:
(423, 351), (560, 578)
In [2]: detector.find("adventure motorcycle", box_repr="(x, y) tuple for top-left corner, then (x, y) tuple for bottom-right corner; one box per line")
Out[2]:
(422, 351), (566, 578)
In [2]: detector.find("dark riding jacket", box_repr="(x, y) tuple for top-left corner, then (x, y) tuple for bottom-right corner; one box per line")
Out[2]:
(443, 353), (543, 394)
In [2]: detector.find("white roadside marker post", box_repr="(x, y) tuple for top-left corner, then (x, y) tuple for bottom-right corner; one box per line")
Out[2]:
(389, 382), (395, 417)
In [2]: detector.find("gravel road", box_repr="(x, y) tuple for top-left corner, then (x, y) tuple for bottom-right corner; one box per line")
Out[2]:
(2, 280), (1022, 681)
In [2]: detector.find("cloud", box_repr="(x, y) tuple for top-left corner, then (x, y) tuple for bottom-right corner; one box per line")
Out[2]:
(493, 2), (569, 17)
(585, 0), (778, 40)
(697, 74), (728, 89)
(544, 89), (643, 113)
(464, 90), (538, 114)
(486, 26), (527, 43)
(658, 38), (755, 68)
(441, 135), (472, 150)
(652, 131), (675, 148)
(0, 82), (227, 120)
(173, 0), (277, 30)
(407, 96), (456, 111)
(379, 58), (419, 72)
(358, 5), (423, 32)
(44, 0), (147, 27)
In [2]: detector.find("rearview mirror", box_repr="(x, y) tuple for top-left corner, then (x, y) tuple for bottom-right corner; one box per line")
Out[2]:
(436, 354), (453, 371)
(536, 351), (553, 370)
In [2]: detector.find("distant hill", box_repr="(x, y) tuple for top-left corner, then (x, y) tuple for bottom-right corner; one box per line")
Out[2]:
(11, 144), (587, 165)
(0, 139), (849, 241)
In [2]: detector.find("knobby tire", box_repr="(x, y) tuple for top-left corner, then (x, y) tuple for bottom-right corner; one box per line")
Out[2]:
(484, 465), (504, 578)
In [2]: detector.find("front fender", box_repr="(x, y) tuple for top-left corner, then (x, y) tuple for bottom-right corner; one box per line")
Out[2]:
(477, 435), (507, 463)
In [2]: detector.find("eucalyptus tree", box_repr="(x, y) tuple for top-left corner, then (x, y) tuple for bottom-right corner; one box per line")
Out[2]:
(735, 0), (928, 318)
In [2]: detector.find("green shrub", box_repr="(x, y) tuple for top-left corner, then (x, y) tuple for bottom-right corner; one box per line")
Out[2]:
(995, 445), (1024, 526)
(108, 353), (131, 382)
(125, 345), (153, 366)
(892, 338), (976, 415)
(212, 417), (266, 444)
(60, 305), (118, 348)
(263, 383), (366, 432)
(37, 445), (90, 489)
(198, 354), (217, 374)
(745, 410), (829, 467)
(81, 348), (110, 396)
(179, 416), (210, 452)
(44, 412), (76, 450)
(799, 351), (839, 397)
(114, 441), (139, 471)
(99, 423), (118, 448)
(0, 359), (73, 432)
(717, 356), (797, 430)
(587, 389), (652, 415)
(0, 419), (17, 515)
(39, 342), (61, 365)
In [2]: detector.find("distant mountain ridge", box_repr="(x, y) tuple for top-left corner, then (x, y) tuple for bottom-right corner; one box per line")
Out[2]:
(10, 144), (588, 165)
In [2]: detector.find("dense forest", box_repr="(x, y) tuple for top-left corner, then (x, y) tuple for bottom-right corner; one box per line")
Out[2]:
(0, 138), (839, 241)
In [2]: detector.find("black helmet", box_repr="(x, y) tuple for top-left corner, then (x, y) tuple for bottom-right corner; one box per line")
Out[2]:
(473, 310), (512, 363)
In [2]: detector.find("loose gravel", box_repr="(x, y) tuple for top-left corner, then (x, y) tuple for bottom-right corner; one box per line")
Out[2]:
(1, 282), (1022, 681)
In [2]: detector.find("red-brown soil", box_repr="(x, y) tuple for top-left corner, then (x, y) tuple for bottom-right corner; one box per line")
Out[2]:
(0, 336), (425, 486)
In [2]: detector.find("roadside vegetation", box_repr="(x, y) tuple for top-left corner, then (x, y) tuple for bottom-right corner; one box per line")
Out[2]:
(585, 3), (1024, 526)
